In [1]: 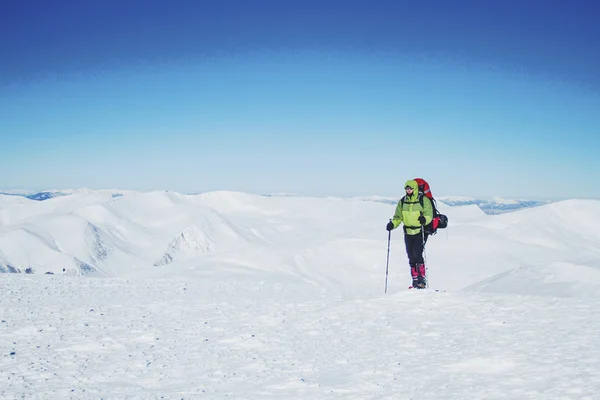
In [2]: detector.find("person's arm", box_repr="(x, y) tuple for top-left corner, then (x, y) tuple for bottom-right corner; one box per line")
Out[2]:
(392, 199), (404, 228)
(422, 196), (433, 225)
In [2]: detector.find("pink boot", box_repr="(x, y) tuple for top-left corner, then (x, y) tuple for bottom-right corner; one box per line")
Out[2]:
(410, 265), (419, 287)
(416, 264), (427, 288)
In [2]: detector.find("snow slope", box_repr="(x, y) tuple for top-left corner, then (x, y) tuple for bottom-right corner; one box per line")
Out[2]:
(2, 275), (599, 400)
(2, 190), (600, 399)
(3, 190), (598, 294)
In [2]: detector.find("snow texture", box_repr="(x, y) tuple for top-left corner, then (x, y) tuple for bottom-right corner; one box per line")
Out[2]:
(1, 190), (600, 399)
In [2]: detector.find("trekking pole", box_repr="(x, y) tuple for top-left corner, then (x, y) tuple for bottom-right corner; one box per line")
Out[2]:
(422, 228), (429, 288)
(385, 219), (392, 293)
(420, 212), (429, 289)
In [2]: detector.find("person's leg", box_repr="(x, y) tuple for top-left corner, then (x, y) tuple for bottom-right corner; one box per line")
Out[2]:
(404, 233), (419, 286)
(405, 234), (421, 286)
(410, 234), (426, 287)
(407, 233), (424, 264)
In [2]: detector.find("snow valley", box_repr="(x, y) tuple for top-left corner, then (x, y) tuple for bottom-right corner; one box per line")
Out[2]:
(1, 190), (600, 399)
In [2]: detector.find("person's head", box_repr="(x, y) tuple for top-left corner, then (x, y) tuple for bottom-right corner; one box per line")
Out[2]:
(404, 179), (418, 197)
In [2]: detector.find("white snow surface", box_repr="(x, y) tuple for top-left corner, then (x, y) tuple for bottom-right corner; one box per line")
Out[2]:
(1, 190), (600, 399)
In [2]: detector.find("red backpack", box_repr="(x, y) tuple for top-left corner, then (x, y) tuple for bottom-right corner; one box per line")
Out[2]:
(408, 178), (448, 235)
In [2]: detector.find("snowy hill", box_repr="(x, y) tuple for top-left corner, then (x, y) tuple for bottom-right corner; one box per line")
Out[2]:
(2, 189), (600, 399)
(1, 190), (599, 294)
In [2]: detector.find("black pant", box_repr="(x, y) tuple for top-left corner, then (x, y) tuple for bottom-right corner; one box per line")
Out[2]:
(404, 232), (427, 267)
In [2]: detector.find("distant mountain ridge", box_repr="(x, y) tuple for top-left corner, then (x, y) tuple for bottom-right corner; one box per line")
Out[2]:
(0, 191), (72, 201)
(2, 190), (551, 214)
(0, 190), (123, 201)
(437, 196), (552, 214)
(352, 195), (552, 214)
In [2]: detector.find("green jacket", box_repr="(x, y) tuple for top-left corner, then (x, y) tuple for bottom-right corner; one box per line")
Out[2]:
(390, 179), (434, 235)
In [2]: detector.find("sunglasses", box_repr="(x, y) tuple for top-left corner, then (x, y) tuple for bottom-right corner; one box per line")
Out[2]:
(405, 187), (413, 191)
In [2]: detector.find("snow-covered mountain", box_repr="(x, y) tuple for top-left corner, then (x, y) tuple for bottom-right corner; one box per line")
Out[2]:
(0, 190), (71, 201)
(2, 190), (552, 215)
(1, 189), (598, 294)
(351, 195), (552, 214)
(0, 189), (127, 201)
(2, 189), (600, 399)
(437, 196), (552, 214)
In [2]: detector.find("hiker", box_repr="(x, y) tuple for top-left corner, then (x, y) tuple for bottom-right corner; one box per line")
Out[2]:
(386, 179), (434, 289)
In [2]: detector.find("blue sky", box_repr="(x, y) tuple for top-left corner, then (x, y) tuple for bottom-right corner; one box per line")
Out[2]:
(1, 0), (599, 199)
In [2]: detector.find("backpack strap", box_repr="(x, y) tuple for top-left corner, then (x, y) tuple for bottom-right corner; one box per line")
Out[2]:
(418, 193), (439, 215)
(402, 195), (422, 205)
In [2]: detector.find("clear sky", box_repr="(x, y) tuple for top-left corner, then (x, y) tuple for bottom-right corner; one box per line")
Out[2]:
(1, 0), (599, 200)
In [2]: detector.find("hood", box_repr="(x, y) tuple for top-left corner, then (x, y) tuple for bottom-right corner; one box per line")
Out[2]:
(404, 179), (419, 193)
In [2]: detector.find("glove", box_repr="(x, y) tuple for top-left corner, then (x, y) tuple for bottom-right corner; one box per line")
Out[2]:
(418, 215), (426, 225)
(386, 221), (394, 231)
